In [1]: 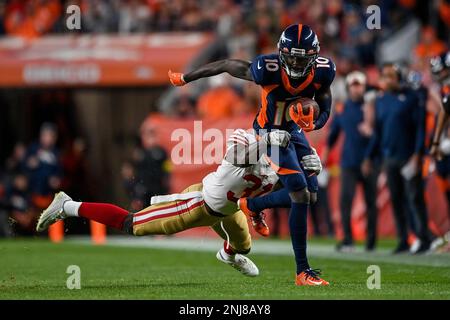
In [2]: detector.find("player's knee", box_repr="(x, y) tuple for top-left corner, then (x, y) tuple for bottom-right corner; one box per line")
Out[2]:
(289, 188), (310, 204)
(310, 192), (317, 204)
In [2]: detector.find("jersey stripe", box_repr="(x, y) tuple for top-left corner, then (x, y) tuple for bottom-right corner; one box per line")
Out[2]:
(257, 84), (279, 128)
(264, 155), (301, 175)
(133, 197), (204, 225)
(297, 24), (303, 46)
(281, 67), (315, 96)
(134, 200), (205, 226)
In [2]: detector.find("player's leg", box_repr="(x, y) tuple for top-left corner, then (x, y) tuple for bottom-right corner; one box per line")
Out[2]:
(404, 173), (432, 253)
(266, 137), (328, 285)
(242, 187), (292, 213)
(361, 169), (378, 251)
(132, 183), (218, 236)
(37, 183), (218, 236)
(211, 211), (258, 277)
(36, 191), (132, 233)
(337, 168), (358, 251)
(384, 161), (409, 253)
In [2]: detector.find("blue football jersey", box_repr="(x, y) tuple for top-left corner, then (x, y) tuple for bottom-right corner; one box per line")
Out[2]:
(250, 53), (336, 132)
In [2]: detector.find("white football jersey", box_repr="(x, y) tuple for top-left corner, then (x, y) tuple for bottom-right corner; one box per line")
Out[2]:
(202, 129), (279, 215)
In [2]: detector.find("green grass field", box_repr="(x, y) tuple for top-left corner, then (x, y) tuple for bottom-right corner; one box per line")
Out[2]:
(1, 237), (450, 299)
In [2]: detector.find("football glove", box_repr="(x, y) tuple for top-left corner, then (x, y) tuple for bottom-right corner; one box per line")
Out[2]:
(301, 147), (322, 174)
(289, 103), (315, 132)
(262, 130), (291, 148)
(168, 70), (186, 86)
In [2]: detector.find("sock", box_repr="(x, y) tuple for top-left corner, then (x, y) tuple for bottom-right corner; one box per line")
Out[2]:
(63, 201), (82, 217)
(78, 202), (129, 230)
(289, 202), (310, 274)
(247, 188), (292, 212)
(223, 241), (236, 258)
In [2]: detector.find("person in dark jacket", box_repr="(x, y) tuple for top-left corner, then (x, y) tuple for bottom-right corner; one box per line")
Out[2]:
(362, 63), (432, 254)
(323, 71), (378, 252)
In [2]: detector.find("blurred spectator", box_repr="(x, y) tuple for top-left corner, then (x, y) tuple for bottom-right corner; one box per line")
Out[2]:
(118, 0), (152, 34)
(323, 71), (378, 252)
(24, 123), (62, 199)
(122, 120), (171, 211)
(0, 1), (6, 36)
(363, 63), (432, 254)
(82, 0), (118, 33)
(5, 142), (26, 175)
(413, 26), (448, 72)
(172, 92), (197, 119)
(197, 74), (243, 120)
(61, 138), (91, 200)
(4, 0), (61, 38)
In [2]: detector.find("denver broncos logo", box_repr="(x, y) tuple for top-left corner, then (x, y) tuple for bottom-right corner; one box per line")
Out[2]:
(280, 31), (292, 43)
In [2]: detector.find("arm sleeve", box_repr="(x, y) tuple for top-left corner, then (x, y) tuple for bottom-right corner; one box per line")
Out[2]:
(249, 55), (267, 85)
(314, 88), (332, 130)
(314, 60), (336, 130)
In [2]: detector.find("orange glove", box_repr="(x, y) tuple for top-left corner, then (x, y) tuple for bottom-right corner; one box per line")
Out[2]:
(289, 103), (315, 132)
(168, 70), (186, 86)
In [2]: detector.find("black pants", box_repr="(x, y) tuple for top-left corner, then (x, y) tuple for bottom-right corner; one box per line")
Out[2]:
(384, 159), (431, 245)
(310, 186), (335, 237)
(340, 167), (378, 248)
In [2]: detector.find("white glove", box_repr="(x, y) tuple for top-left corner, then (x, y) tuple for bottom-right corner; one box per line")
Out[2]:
(317, 168), (329, 188)
(301, 147), (322, 174)
(440, 138), (450, 155)
(263, 130), (291, 148)
(400, 160), (418, 181)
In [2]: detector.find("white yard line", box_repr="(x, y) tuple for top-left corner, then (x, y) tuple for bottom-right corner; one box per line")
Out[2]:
(66, 236), (450, 268)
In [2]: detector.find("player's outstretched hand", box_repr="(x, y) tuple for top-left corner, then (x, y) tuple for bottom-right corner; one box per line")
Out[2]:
(263, 130), (291, 148)
(301, 147), (322, 174)
(168, 70), (186, 86)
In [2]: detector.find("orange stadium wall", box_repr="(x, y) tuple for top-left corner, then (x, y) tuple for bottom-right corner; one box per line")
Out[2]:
(144, 114), (450, 241)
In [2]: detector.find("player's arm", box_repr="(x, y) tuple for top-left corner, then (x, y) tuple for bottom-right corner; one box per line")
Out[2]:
(313, 87), (332, 130)
(225, 131), (291, 167)
(168, 59), (253, 86)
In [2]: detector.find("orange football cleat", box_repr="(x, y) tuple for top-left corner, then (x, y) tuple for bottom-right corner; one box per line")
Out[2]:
(168, 70), (186, 86)
(295, 269), (329, 286)
(238, 198), (257, 218)
(251, 212), (270, 237)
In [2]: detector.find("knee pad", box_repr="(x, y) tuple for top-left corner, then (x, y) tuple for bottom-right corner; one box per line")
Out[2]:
(289, 188), (310, 204)
(310, 192), (317, 204)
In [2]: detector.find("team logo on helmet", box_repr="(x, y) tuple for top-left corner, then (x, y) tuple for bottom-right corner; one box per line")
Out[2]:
(280, 31), (292, 44)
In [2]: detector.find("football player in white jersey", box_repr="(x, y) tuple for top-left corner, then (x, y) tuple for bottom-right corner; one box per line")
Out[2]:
(36, 129), (321, 277)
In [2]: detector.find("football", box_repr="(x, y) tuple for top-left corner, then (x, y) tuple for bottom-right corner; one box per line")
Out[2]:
(289, 97), (320, 120)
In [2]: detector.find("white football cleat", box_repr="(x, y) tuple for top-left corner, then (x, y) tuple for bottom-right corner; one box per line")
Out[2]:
(36, 191), (72, 232)
(216, 249), (259, 277)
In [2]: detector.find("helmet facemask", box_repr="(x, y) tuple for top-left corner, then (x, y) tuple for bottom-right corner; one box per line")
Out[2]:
(279, 47), (319, 79)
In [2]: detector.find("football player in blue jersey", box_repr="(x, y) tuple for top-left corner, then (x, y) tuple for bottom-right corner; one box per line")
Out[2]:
(169, 24), (335, 286)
